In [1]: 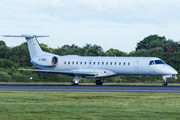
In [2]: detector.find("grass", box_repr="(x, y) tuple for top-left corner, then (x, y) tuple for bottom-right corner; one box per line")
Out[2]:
(0, 91), (180, 119)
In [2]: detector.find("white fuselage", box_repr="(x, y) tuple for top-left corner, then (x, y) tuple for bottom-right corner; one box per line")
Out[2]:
(35, 55), (177, 79)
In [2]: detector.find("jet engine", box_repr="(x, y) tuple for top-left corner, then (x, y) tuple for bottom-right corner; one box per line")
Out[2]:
(31, 56), (58, 67)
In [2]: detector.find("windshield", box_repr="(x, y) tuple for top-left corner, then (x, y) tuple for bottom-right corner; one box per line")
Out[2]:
(149, 60), (165, 65)
(155, 60), (165, 64)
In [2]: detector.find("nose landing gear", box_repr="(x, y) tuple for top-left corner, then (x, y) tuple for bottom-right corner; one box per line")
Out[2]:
(162, 78), (168, 86)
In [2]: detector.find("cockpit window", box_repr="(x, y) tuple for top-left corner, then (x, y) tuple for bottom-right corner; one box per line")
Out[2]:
(155, 60), (165, 64)
(149, 61), (154, 65)
(149, 60), (165, 65)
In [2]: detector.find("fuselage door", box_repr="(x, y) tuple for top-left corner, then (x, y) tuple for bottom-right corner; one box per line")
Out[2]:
(134, 60), (140, 73)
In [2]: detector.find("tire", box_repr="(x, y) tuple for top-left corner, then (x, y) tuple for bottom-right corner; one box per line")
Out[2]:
(165, 82), (168, 86)
(96, 80), (103, 85)
(162, 82), (168, 86)
(162, 82), (165, 86)
(71, 81), (78, 86)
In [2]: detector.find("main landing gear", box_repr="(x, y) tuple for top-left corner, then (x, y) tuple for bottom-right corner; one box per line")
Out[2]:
(96, 78), (105, 85)
(71, 76), (105, 86)
(162, 78), (168, 86)
(71, 76), (79, 85)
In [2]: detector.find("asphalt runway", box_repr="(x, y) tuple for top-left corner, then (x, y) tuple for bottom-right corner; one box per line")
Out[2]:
(0, 84), (180, 93)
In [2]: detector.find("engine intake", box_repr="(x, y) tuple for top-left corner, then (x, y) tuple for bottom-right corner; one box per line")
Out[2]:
(52, 56), (58, 65)
(31, 56), (58, 67)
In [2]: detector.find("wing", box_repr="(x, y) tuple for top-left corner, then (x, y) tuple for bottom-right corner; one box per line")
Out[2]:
(18, 69), (98, 76)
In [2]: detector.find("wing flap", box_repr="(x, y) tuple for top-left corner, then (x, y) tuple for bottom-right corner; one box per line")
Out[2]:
(18, 69), (98, 76)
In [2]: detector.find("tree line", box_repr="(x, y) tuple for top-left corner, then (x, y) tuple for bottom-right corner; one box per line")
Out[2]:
(0, 34), (179, 82)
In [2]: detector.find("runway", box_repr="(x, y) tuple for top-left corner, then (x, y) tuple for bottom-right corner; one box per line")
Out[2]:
(0, 84), (180, 93)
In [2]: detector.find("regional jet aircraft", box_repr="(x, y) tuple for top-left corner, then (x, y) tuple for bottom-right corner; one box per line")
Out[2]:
(3, 34), (178, 86)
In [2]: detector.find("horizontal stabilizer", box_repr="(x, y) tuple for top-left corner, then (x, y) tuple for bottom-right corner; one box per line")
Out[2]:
(18, 69), (98, 76)
(2, 34), (49, 38)
(2, 34), (50, 58)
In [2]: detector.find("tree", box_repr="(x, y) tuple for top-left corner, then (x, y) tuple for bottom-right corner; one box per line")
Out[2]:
(131, 49), (150, 57)
(5, 42), (31, 67)
(0, 41), (10, 59)
(53, 44), (82, 56)
(82, 44), (104, 56)
(0, 41), (6, 46)
(164, 39), (179, 53)
(0, 59), (17, 68)
(136, 35), (166, 51)
(40, 43), (54, 53)
(128, 51), (135, 56)
(105, 48), (127, 56)
(53, 44), (104, 56)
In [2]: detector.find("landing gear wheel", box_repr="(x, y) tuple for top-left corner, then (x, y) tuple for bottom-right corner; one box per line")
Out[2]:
(162, 82), (168, 86)
(166, 82), (168, 86)
(71, 81), (79, 86)
(96, 80), (103, 85)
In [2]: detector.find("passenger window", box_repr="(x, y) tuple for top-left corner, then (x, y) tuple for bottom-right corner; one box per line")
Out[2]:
(68, 61), (70, 65)
(98, 62), (100, 65)
(110, 62), (112, 65)
(72, 61), (74, 65)
(76, 62), (78, 65)
(119, 62), (121, 65)
(128, 62), (130, 65)
(149, 61), (154, 65)
(93, 62), (95, 65)
(85, 62), (87, 65)
(123, 62), (125, 65)
(114, 62), (117, 65)
(80, 62), (82, 65)
(64, 61), (66, 64)
(89, 62), (91, 65)
(106, 62), (108, 65)
(102, 62), (104, 65)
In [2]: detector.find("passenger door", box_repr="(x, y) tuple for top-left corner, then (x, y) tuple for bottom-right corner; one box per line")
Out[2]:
(134, 60), (140, 73)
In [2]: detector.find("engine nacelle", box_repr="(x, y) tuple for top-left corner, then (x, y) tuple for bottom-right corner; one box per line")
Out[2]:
(31, 56), (58, 67)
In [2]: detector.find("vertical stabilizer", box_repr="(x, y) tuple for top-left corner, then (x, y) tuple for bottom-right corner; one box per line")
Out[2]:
(2, 34), (49, 59)
(26, 36), (44, 58)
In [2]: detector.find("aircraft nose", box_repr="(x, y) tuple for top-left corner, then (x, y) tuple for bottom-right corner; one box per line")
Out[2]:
(172, 69), (178, 75)
(168, 66), (178, 75)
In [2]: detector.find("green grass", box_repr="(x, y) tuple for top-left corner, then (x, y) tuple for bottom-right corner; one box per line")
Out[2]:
(0, 91), (180, 120)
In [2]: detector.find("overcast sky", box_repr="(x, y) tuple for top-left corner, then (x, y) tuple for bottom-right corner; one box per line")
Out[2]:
(0, 0), (180, 53)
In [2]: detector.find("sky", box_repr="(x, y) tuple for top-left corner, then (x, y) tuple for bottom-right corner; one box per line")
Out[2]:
(0, 0), (180, 53)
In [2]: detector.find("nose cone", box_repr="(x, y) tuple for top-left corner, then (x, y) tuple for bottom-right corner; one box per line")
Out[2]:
(167, 65), (178, 75)
(172, 69), (178, 75)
